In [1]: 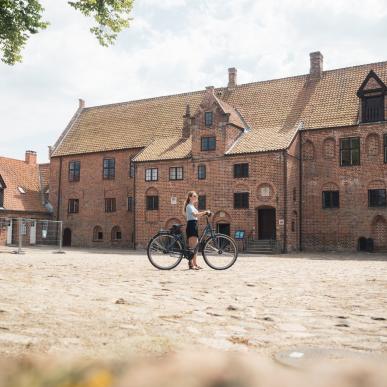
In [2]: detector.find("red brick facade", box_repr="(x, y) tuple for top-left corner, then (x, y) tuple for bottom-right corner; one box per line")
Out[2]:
(48, 54), (387, 252)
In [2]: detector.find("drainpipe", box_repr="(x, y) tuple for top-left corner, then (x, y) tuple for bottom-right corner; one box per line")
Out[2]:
(56, 157), (62, 221)
(299, 136), (303, 251)
(283, 150), (288, 253)
(133, 161), (137, 249)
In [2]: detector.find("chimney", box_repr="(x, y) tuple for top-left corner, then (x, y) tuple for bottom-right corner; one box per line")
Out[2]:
(309, 51), (323, 80)
(182, 104), (191, 138)
(206, 85), (215, 95)
(79, 98), (85, 109)
(228, 67), (237, 88)
(25, 150), (37, 165)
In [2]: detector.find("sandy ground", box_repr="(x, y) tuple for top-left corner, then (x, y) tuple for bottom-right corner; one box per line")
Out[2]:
(0, 247), (386, 360)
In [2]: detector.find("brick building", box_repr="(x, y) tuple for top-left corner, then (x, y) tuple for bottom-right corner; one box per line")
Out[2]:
(0, 151), (52, 246)
(49, 52), (387, 252)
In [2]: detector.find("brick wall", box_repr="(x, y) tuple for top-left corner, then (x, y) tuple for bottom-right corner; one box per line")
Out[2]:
(134, 151), (286, 249)
(301, 122), (387, 251)
(49, 149), (139, 248)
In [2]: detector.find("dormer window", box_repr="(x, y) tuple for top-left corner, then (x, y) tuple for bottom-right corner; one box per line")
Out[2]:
(362, 96), (384, 123)
(357, 70), (386, 124)
(204, 112), (213, 127)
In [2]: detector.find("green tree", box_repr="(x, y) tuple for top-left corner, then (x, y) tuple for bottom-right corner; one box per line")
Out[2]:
(0, 0), (134, 65)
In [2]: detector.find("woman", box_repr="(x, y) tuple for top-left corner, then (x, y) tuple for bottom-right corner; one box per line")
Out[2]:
(183, 191), (210, 270)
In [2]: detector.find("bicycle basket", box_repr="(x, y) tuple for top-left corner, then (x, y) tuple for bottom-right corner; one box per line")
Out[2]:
(169, 224), (183, 235)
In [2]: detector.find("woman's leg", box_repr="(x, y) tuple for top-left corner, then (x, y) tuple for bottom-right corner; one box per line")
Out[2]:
(188, 236), (198, 267)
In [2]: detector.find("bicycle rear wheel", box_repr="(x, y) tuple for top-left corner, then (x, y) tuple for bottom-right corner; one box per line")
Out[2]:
(147, 233), (183, 270)
(202, 234), (238, 270)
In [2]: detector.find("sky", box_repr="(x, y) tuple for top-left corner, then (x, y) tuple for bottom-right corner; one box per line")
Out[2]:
(1, 0), (387, 163)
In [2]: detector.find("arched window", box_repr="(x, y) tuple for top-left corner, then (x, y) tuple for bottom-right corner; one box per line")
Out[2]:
(302, 140), (315, 160)
(111, 226), (122, 241)
(93, 226), (103, 241)
(365, 133), (380, 157)
(323, 138), (335, 159)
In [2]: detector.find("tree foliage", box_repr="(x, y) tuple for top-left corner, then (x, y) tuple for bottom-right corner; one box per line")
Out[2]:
(0, 0), (134, 65)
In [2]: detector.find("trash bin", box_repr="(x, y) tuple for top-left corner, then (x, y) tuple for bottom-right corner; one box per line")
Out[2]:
(366, 238), (374, 253)
(357, 237), (367, 251)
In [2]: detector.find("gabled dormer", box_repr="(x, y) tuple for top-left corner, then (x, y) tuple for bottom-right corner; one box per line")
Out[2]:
(357, 70), (387, 123)
(0, 175), (6, 208)
(190, 85), (249, 159)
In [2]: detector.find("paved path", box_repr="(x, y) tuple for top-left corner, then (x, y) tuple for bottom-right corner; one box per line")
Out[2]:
(0, 248), (386, 359)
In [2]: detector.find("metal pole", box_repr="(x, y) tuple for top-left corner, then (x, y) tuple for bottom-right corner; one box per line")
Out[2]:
(59, 221), (63, 253)
(18, 218), (22, 254)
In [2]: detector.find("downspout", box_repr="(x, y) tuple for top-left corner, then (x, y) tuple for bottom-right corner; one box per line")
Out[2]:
(133, 161), (137, 249)
(283, 150), (288, 253)
(299, 135), (303, 251)
(56, 157), (62, 221)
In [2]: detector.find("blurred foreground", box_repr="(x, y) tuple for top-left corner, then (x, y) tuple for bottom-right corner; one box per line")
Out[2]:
(1, 351), (387, 387)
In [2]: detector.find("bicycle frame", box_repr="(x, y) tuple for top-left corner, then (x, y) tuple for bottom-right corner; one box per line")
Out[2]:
(163, 216), (215, 259)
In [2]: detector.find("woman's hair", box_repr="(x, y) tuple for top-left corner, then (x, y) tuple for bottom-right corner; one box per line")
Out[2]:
(182, 191), (197, 216)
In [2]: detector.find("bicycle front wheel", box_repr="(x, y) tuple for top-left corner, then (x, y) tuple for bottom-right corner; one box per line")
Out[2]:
(202, 234), (238, 270)
(147, 234), (183, 270)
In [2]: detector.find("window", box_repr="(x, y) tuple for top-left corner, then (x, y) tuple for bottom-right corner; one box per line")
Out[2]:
(105, 198), (116, 212)
(103, 158), (115, 180)
(340, 137), (360, 166)
(129, 158), (135, 177)
(169, 167), (183, 180)
(322, 191), (339, 209)
(93, 226), (103, 241)
(204, 111), (213, 127)
(145, 168), (158, 181)
(68, 199), (79, 214)
(368, 189), (386, 207)
(128, 196), (133, 211)
(146, 195), (159, 210)
(198, 165), (206, 180)
(201, 137), (216, 151)
(384, 135), (387, 163)
(362, 96), (385, 123)
(111, 226), (122, 241)
(198, 195), (206, 210)
(0, 188), (3, 208)
(234, 192), (249, 209)
(69, 161), (81, 182)
(234, 163), (249, 178)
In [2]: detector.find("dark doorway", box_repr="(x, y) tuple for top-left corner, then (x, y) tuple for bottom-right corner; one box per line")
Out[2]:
(258, 208), (276, 240)
(63, 228), (72, 247)
(216, 223), (230, 236)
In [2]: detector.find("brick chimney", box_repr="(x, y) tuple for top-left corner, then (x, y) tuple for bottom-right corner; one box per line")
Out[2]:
(182, 104), (192, 138)
(25, 150), (37, 165)
(309, 51), (323, 80)
(79, 98), (85, 109)
(228, 67), (237, 89)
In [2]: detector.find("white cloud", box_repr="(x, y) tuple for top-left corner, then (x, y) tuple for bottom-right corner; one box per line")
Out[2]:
(0, 0), (386, 162)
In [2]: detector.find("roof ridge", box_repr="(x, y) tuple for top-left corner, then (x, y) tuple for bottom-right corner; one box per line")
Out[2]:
(76, 59), (387, 112)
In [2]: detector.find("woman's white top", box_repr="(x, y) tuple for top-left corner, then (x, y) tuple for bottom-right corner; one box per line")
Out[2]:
(186, 203), (198, 221)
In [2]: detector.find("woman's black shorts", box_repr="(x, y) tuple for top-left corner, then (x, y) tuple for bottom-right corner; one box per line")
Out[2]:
(186, 220), (198, 238)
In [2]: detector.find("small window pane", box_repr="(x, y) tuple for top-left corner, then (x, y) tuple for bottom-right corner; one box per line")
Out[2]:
(198, 195), (206, 210)
(128, 197), (133, 211)
(369, 189), (387, 207)
(103, 159), (115, 179)
(234, 192), (249, 209)
(205, 112), (213, 127)
(198, 165), (206, 180)
(340, 138), (360, 166)
(145, 168), (158, 181)
(322, 191), (339, 209)
(201, 137), (216, 151)
(146, 196), (159, 210)
(234, 163), (249, 178)
(69, 161), (80, 182)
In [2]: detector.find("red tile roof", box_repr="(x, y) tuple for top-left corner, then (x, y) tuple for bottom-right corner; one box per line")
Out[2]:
(0, 156), (49, 214)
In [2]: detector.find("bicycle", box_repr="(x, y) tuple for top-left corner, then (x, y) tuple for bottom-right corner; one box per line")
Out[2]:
(146, 213), (238, 270)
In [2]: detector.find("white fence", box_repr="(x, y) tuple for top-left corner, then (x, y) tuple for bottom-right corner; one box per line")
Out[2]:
(0, 217), (64, 254)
